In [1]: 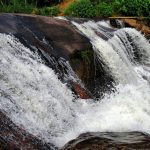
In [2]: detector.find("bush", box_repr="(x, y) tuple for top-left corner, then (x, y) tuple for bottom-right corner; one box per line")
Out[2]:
(96, 2), (113, 17)
(0, 0), (34, 13)
(0, 1), (60, 16)
(0, 4), (34, 13)
(34, 6), (60, 16)
(64, 0), (96, 18)
(113, 0), (150, 16)
(0, 0), (149, 18)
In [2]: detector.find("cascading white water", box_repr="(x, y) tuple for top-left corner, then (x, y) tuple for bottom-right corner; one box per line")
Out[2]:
(72, 21), (140, 85)
(0, 33), (79, 146)
(109, 28), (150, 65)
(0, 19), (150, 148)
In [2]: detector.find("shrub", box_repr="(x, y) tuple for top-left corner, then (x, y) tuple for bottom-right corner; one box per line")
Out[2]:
(96, 2), (113, 17)
(64, 0), (96, 18)
(113, 0), (150, 16)
(0, 0), (149, 18)
(0, 0), (34, 13)
(35, 6), (60, 16)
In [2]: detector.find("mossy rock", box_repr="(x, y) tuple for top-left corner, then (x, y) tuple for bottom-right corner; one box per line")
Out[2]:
(70, 49), (94, 81)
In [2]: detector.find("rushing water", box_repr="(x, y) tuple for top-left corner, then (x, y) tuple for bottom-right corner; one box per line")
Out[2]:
(0, 20), (150, 148)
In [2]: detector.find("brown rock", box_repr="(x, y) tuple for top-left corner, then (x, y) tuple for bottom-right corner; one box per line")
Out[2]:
(0, 13), (92, 60)
(71, 82), (92, 99)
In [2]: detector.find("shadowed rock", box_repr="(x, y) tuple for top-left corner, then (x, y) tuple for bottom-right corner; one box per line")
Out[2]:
(61, 132), (150, 150)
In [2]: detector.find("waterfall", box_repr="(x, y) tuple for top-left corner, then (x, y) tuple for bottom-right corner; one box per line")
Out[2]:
(0, 19), (150, 148)
(72, 20), (150, 85)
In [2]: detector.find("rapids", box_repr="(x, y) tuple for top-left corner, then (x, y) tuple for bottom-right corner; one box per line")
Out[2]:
(0, 19), (150, 148)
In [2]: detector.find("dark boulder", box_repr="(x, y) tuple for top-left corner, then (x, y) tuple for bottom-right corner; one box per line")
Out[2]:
(62, 132), (150, 150)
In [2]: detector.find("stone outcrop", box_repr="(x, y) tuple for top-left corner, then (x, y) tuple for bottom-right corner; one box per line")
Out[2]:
(62, 132), (150, 150)
(70, 49), (114, 99)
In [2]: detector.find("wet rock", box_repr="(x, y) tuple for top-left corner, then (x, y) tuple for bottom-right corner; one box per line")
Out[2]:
(110, 19), (124, 28)
(17, 14), (92, 60)
(0, 13), (92, 60)
(61, 132), (150, 150)
(0, 111), (57, 150)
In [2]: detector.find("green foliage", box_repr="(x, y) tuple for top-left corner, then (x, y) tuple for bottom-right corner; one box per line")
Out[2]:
(65, 0), (113, 17)
(65, 0), (150, 18)
(0, 0), (60, 15)
(96, 2), (113, 17)
(0, 0), (34, 13)
(70, 49), (93, 67)
(64, 0), (96, 18)
(113, 0), (150, 16)
(81, 49), (93, 64)
(34, 6), (60, 16)
(0, 0), (150, 18)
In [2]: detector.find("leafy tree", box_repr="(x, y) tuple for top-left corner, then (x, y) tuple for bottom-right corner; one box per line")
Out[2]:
(96, 2), (113, 17)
